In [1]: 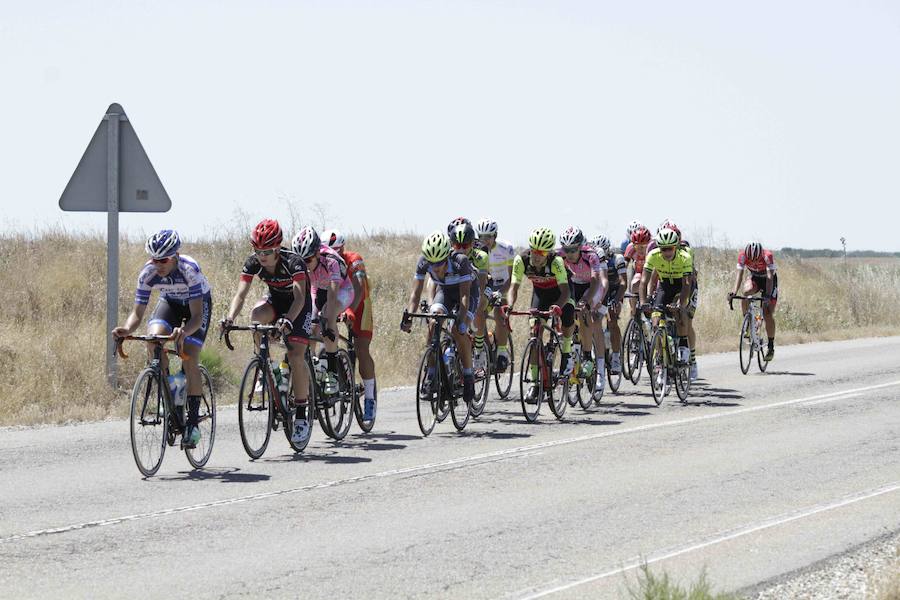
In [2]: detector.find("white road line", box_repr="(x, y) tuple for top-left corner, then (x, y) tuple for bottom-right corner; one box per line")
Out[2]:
(515, 481), (900, 599)
(1, 380), (896, 545)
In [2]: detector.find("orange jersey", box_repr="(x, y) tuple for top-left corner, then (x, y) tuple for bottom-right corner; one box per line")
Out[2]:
(340, 250), (370, 297)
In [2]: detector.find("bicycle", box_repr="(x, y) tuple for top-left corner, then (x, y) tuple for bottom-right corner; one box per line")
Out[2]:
(646, 304), (691, 405)
(622, 292), (653, 385)
(403, 304), (470, 436)
(603, 317), (623, 394)
(336, 311), (375, 433)
(116, 335), (216, 477)
(730, 295), (771, 374)
(309, 318), (357, 441)
(507, 307), (569, 422)
(221, 323), (317, 457)
(568, 307), (597, 410)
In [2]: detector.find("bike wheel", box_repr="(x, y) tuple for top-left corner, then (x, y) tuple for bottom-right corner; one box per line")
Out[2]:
(322, 349), (354, 440)
(546, 338), (568, 420)
(578, 362), (595, 410)
(623, 319), (643, 385)
(238, 358), (273, 459)
(416, 347), (439, 436)
(314, 353), (335, 439)
(449, 349), (470, 431)
(436, 336), (454, 423)
(757, 346), (770, 372)
(130, 367), (168, 477)
(739, 314), (753, 374)
(519, 338), (543, 423)
(470, 344), (490, 418)
(493, 333), (514, 399)
(353, 366), (376, 433)
(185, 366), (216, 469)
(648, 329), (668, 406)
(285, 358), (315, 452)
(675, 354), (691, 402)
(606, 349), (622, 394)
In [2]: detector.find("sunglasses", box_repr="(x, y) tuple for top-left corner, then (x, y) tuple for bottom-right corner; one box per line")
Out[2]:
(562, 246), (580, 254)
(304, 255), (318, 264)
(660, 246), (677, 252)
(151, 256), (174, 264)
(531, 249), (549, 257)
(255, 248), (277, 257)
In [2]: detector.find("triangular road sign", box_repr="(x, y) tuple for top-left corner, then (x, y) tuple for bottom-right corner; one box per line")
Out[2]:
(59, 103), (172, 212)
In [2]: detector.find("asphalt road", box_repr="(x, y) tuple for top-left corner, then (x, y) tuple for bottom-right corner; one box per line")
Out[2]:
(1, 336), (898, 599)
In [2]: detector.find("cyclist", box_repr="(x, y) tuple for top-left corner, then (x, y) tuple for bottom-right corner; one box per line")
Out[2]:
(221, 219), (313, 443)
(559, 227), (608, 400)
(322, 229), (377, 422)
(592, 234), (628, 375)
(507, 227), (575, 402)
(648, 220), (700, 379)
(728, 241), (778, 361)
(623, 226), (651, 314)
(450, 223), (492, 376)
(400, 231), (477, 408)
(112, 230), (212, 448)
(292, 226), (356, 398)
(639, 227), (693, 369)
(475, 218), (515, 372)
(621, 220), (644, 253)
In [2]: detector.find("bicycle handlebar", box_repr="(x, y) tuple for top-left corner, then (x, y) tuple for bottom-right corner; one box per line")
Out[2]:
(219, 323), (280, 351)
(728, 295), (766, 311)
(114, 334), (179, 360)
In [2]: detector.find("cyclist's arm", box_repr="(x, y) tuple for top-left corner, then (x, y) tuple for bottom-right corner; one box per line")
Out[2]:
(679, 276), (692, 308)
(181, 296), (205, 338)
(616, 272), (627, 304)
(731, 268), (744, 296)
(639, 269), (655, 306)
(225, 278), (253, 322)
(551, 257), (571, 305)
(557, 282), (572, 307)
(765, 271), (774, 297)
(459, 279), (472, 318)
(286, 279), (307, 322)
(407, 277), (426, 313)
(116, 302), (148, 336)
(325, 280), (341, 322)
(586, 269), (605, 308)
(507, 282), (520, 309)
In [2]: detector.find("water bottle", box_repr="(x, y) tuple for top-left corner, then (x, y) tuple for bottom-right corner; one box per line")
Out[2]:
(278, 360), (291, 395)
(271, 360), (283, 391)
(167, 374), (178, 402)
(172, 371), (186, 406)
(313, 355), (327, 383)
(571, 341), (582, 379)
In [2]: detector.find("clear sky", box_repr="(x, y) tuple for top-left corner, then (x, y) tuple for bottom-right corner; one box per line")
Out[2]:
(2, 0), (898, 250)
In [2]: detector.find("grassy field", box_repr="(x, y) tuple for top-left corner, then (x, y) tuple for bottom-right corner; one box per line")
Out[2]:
(2, 229), (899, 425)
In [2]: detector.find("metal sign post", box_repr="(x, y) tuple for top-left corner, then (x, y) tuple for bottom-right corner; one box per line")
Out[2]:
(59, 103), (172, 387)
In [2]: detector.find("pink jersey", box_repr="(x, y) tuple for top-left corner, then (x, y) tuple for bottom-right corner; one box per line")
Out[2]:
(559, 246), (603, 284)
(308, 245), (353, 304)
(737, 249), (776, 275)
(624, 242), (648, 273)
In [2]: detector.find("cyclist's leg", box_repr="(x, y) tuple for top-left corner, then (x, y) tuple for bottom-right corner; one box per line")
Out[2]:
(250, 298), (278, 351)
(346, 299), (376, 405)
(762, 274), (778, 357)
(181, 293), (212, 396)
(284, 295), (314, 429)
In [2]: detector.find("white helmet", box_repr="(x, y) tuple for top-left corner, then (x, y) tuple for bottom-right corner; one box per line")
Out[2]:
(591, 234), (612, 256)
(626, 220), (644, 235)
(291, 226), (321, 259)
(145, 229), (181, 259)
(745, 241), (763, 261)
(559, 226), (584, 248)
(475, 218), (498, 236)
(322, 229), (345, 250)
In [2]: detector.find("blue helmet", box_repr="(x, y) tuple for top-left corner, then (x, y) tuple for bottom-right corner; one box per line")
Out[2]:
(145, 229), (181, 259)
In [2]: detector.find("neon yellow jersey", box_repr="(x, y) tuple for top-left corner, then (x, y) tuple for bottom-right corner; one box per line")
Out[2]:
(512, 251), (569, 289)
(467, 248), (490, 273)
(645, 247), (693, 281)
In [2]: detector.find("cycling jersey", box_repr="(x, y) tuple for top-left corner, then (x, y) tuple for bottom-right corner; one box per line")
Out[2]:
(645, 247), (693, 282)
(136, 255), (211, 306)
(623, 243), (648, 273)
(737, 249), (776, 275)
(558, 246), (603, 285)
(340, 249), (369, 296)
(240, 249), (308, 297)
(468, 248), (490, 275)
(511, 251), (569, 289)
(480, 239), (515, 286)
(415, 251), (475, 288)
(605, 253), (628, 283)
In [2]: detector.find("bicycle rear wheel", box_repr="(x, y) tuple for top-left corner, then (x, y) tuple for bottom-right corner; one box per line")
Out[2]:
(449, 351), (470, 431)
(739, 314), (753, 374)
(675, 356), (691, 402)
(353, 373), (375, 433)
(470, 346), (489, 418)
(185, 366), (216, 469)
(546, 338), (568, 420)
(285, 358), (315, 452)
(130, 367), (168, 477)
(493, 333), (514, 399)
(578, 362), (596, 410)
(238, 358), (273, 459)
(416, 347), (439, 436)
(322, 350), (354, 440)
(623, 318), (643, 385)
(606, 349), (622, 394)
(519, 338), (543, 423)
(648, 329), (668, 406)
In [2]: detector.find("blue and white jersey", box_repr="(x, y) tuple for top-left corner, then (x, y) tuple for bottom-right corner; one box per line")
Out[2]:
(134, 254), (211, 306)
(414, 251), (474, 288)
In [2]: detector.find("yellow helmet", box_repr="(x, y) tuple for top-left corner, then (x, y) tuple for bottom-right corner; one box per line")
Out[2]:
(528, 227), (556, 252)
(421, 231), (451, 263)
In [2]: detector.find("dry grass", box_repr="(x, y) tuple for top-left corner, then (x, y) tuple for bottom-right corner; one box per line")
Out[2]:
(870, 544), (900, 600)
(2, 229), (900, 425)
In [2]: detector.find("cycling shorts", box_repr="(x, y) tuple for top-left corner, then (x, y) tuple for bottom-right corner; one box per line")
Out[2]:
(149, 293), (212, 347)
(530, 287), (576, 328)
(263, 293), (314, 343)
(343, 296), (374, 340)
(749, 273), (779, 309)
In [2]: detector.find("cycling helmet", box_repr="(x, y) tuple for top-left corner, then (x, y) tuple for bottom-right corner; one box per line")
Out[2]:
(145, 229), (181, 259)
(660, 219), (682, 239)
(745, 241), (763, 261)
(559, 226), (584, 248)
(322, 229), (345, 250)
(451, 223), (476, 247)
(528, 227), (556, 252)
(626, 220), (644, 235)
(422, 231), (451, 263)
(250, 219), (283, 250)
(656, 227), (680, 248)
(630, 226), (651, 244)
(291, 226), (321, 259)
(475, 218), (498, 237)
(591, 234), (612, 256)
(447, 217), (472, 236)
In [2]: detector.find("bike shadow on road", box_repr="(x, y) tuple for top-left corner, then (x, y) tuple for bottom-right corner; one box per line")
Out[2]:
(440, 428), (532, 440)
(158, 467), (272, 483)
(760, 371), (816, 376)
(262, 450), (373, 464)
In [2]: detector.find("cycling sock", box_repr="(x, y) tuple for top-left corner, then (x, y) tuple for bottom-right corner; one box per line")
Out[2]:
(497, 344), (508, 353)
(186, 395), (201, 426)
(295, 402), (307, 421)
(463, 367), (474, 377)
(595, 356), (605, 375)
(474, 335), (484, 352)
(690, 349), (696, 364)
(363, 378), (375, 399)
(561, 336), (572, 354)
(326, 351), (338, 374)
(768, 337), (775, 348)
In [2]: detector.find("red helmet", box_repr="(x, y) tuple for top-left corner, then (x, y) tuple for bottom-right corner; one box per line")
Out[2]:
(250, 219), (283, 250)
(630, 226), (651, 244)
(661, 219), (681, 239)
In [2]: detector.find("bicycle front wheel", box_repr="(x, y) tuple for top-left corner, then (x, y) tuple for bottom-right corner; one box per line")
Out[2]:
(130, 367), (168, 477)
(322, 350), (354, 441)
(623, 318), (643, 385)
(238, 358), (274, 459)
(416, 347), (439, 437)
(449, 351), (470, 431)
(739, 314), (753, 374)
(493, 333), (514, 399)
(285, 358), (315, 452)
(675, 354), (691, 402)
(470, 346), (489, 418)
(648, 329), (668, 406)
(519, 338), (543, 423)
(546, 337), (568, 420)
(185, 366), (216, 469)
(606, 349), (622, 394)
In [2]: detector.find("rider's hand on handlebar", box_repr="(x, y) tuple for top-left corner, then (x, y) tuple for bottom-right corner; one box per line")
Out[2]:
(275, 317), (293, 336)
(727, 292), (736, 301)
(550, 304), (562, 317)
(400, 313), (412, 333)
(171, 327), (187, 346)
(111, 326), (130, 340)
(219, 317), (233, 335)
(641, 303), (652, 317)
